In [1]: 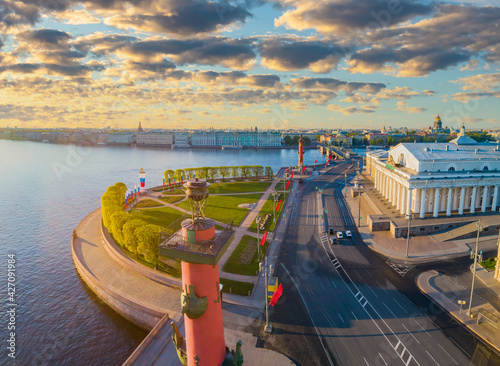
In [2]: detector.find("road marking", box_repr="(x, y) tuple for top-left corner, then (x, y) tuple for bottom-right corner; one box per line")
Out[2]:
(338, 313), (345, 323)
(402, 323), (420, 344)
(378, 353), (387, 365)
(392, 298), (407, 313)
(425, 351), (440, 366)
(351, 311), (358, 321)
(383, 302), (397, 318)
(438, 344), (457, 365)
(363, 357), (370, 366)
(449, 337), (471, 358)
(320, 278), (325, 289)
(367, 286), (378, 298)
(413, 319), (431, 337)
(280, 264), (335, 366)
(330, 279), (337, 288)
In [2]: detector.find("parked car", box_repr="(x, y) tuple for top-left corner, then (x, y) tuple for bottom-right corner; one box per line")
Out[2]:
(336, 231), (343, 239)
(329, 227), (335, 235)
(330, 237), (337, 245)
(345, 230), (352, 238)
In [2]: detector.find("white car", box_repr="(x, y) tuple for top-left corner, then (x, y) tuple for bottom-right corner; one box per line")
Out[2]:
(345, 230), (352, 238)
(336, 231), (343, 239)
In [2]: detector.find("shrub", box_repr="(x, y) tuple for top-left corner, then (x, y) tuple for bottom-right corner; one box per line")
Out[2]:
(135, 224), (163, 266)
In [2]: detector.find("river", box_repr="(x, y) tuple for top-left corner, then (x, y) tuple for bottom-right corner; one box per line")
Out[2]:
(0, 140), (320, 365)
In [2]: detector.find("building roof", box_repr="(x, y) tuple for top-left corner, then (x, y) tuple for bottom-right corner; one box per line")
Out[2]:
(398, 142), (500, 161)
(449, 135), (478, 145)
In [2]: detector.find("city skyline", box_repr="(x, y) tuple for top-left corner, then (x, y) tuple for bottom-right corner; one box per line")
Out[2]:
(1, 0), (500, 130)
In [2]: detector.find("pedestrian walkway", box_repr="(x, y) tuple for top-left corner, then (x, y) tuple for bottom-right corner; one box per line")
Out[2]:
(418, 268), (500, 354)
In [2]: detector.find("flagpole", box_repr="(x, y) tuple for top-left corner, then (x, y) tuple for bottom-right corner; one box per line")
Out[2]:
(265, 254), (270, 332)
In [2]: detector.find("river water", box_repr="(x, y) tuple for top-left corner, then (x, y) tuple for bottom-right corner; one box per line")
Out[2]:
(0, 140), (320, 365)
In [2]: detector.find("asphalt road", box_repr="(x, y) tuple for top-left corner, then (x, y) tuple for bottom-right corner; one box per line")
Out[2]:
(270, 162), (499, 366)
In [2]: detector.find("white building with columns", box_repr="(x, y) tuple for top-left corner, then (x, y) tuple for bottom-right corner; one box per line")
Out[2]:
(366, 126), (500, 219)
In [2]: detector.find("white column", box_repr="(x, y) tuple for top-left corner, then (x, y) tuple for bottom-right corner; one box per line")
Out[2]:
(452, 187), (459, 211)
(396, 183), (401, 210)
(446, 187), (453, 216)
(459, 187), (465, 215)
(482, 186), (489, 213)
(433, 188), (440, 217)
(493, 186), (499, 212)
(406, 188), (413, 216)
(400, 188), (406, 215)
(420, 189), (427, 219)
(389, 179), (393, 204)
(414, 188), (421, 214)
(470, 186), (477, 214)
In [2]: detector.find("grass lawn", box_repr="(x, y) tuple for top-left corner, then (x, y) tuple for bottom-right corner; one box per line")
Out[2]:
(176, 194), (261, 226)
(158, 188), (185, 195)
(135, 199), (163, 208)
(130, 206), (186, 231)
(480, 257), (497, 271)
(160, 195), (184, 204)
(248, 192), (288, 233)
(120, 244), (182, 278)
(208, 181), (271, 195)
(223, 235), (269, 276)
(220, 278), (254, 297)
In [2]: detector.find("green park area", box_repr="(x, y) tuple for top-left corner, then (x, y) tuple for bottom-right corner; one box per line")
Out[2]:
(220, 278), (254, 297)
(176, 193), (261, 226)
(130, 206), (186, 231)
(248, 192), (288, 233)
(134, 199), (163, 208)
(208, 181), (272, 194)
(157, 188), (185, 195)
(223, 235), (269, 276)
(159, 195), (184, 204)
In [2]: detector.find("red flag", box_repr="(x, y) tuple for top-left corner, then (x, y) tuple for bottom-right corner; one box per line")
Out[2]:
(285, 180), (290, 190)
(276, 200), (281, 211)
(291, 171), (294, 179)
(314, 159), (317, 163)
(270, 284), (283, 306)
(260, 231), (267, 246)
(302, 166), (306, 173)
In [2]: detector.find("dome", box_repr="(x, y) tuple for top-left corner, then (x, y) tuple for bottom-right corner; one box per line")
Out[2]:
(435, 115), (441, 122)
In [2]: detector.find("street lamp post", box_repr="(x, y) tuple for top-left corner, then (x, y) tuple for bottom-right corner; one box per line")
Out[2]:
(405, 214), (414, 258)
(260, 258), (275, 333)
(257, 215), (261, 262)
(272, 191), (277, 223)
(458, 300), (466, 316)
(344, 173), (347, 198)
(466, 220), (483, 317)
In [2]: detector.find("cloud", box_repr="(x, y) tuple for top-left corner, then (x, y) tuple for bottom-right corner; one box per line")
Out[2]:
(103, 0), (253, 37)
(394, 101), (426, 113)
(274, 0), (434, 35)
(327, 104), (379, 115)
(371, 86), (419, 104)
(259, 38), (347, 73)
(453, 73), (500, 92)
(290, 76), (385, 93)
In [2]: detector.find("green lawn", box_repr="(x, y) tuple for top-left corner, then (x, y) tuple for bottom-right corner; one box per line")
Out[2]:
(223, 235), (269, 276)
(160, 195), (184, 204)
(480, 257), (497, 271)
(158, 188), (185, 195)
(248, 192), (288, 233)
(135, 199), (163, 208)
(220, 278), (254, 296)
(120, 242), (182, 278)
(130, 206), (186, 231)
(208, 181), (272, 195)
(176, 194), (261, 226)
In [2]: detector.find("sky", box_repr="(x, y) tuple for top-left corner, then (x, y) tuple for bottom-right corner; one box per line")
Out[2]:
(0, 0), (499, 131)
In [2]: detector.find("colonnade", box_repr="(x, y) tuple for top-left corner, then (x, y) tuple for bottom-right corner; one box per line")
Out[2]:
(374, 169), (500, 218)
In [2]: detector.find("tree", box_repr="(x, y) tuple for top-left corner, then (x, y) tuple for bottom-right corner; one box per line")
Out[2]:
(102, 203), (121, 229)
(123, 219), (145, 256)
(388, 136), (394, 145)
(362, 137), (368, 146)
(302, 136), (311, 146)
(230, 166), (240, 179)
(135, 224), (163, 266)
(265, 166), (273, 180)
(207, 167), (218, 181)
(283, 135), (292, 146)
(219, 166), (230, 181)
(251, 165), (263, 179)
(195, 167), (207, 179)
(110, 211), (132, 246)
(164, 169), (175, 183)
(240, 166), (252, 178)
(184, 168), (195, 180)
(174, 169), (185, 182)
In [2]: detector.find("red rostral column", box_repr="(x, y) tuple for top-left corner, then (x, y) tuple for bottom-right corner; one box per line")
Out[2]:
(159, 179), (237, 366)
(298, 134), (304, 167)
